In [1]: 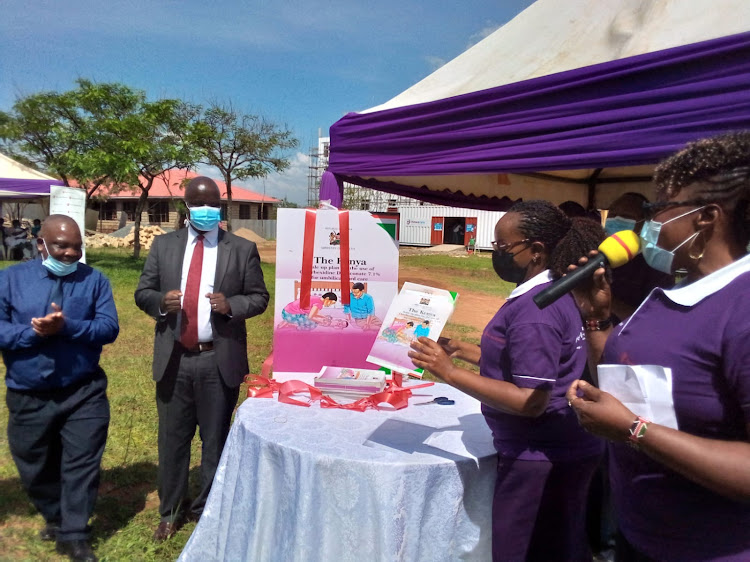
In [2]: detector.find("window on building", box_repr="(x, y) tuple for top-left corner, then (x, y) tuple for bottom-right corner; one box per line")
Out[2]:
(257, 204), (270, 220)
(148, 200), (171, 224)
(122, 201), (138, 221)
(91, 200), (117, 221)
(221, 203), (228, 221)
(239, 204), (251, 220)
(322, 142), (330, 158)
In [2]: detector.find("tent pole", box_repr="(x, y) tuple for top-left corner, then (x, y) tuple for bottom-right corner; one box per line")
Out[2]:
(587, 169), (603, 210)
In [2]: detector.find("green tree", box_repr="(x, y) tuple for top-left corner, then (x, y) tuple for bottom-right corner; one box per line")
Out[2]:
(194, 102), (298, 231)
(105, 97), (201, 258)
(278, 197), (299, 208)
(0, 79), (201, 257)
(0, 89), (81, 186)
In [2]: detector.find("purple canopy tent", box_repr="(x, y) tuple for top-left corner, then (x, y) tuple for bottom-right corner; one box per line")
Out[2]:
(327, 32), (750, 210)
(0, 178), (64, 199)
(318, 170), (343, 208)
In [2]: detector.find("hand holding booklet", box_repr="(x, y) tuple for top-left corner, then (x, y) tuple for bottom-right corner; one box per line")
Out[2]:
(366, 282), (458, 378)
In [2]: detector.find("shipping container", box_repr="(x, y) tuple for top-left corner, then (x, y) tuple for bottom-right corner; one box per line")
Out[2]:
(398, 206), (505, 250)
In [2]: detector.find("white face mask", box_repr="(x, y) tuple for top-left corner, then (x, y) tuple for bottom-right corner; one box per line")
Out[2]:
(640, 206), (704, 274)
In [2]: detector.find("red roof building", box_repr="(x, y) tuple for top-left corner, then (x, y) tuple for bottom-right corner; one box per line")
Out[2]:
(88, 169), (280, 232)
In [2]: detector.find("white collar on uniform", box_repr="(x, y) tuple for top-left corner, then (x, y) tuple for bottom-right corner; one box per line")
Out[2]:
(660, 252), (750, 307)
(509, 270), (553, 299)
(187, 224), (219, 246)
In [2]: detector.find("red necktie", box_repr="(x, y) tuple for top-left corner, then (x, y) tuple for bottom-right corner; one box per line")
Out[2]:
(180, 234), (204, 349)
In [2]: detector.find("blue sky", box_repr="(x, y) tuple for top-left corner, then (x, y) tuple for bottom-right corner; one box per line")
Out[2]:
(1, 0), (534, 204)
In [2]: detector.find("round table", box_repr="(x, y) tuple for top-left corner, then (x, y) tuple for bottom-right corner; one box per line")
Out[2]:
(179, 383), (497, 562)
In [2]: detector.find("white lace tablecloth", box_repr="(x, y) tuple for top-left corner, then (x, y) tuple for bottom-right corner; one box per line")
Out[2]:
(179, 383), (497, 562)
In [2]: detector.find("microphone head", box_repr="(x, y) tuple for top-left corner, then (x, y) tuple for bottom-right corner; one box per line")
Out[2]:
(598, 230), (641, 268)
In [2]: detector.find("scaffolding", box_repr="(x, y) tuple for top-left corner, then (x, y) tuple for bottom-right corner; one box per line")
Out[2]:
(307, 137), (426, 211)
(307, 144), (324, 208)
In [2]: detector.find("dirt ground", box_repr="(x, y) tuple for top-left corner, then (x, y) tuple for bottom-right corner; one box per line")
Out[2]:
(256, 241), (500, 338)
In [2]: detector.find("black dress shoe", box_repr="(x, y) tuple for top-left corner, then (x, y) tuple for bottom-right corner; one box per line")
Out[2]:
(153, 520), (183, 542)
(55, 539), (98, 562)
(39, 523), (60, 541)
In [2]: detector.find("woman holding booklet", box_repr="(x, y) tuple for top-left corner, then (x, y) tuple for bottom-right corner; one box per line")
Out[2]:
(410, 200), (605, 562)
(566, 133), (750, 562)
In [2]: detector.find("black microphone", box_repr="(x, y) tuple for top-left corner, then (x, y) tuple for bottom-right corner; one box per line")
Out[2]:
(533, 231), (641, 310)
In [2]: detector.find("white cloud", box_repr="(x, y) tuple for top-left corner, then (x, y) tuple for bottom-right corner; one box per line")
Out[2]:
(241, 151), (311, 207)
(424, 56), (447, 72)
(466, 23), (500, 49)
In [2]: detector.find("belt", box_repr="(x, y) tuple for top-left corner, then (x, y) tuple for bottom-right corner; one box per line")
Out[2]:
(182, 341), (214, 353)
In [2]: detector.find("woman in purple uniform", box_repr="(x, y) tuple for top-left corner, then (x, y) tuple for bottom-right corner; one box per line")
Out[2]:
(410, 200), (605, 561)
(567, 132), (750, 561)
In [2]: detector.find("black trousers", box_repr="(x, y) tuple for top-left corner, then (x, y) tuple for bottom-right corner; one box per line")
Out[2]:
(156, 348), (239, 521)
(6, 373), (109, 542)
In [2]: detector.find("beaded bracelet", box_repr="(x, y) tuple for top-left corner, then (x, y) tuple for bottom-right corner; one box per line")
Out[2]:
(628, 416), (651, 449)
(583, 316), (615, 331)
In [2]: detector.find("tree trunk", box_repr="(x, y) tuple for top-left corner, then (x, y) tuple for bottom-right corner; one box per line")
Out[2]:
(225, 179), (233, 231)
(133, 186), (150, 259)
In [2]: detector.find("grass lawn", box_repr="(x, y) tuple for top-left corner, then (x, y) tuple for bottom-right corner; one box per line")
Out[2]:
(0, 248), (506, 561)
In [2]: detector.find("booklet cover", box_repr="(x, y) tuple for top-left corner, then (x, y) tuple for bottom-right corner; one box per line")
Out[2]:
(313, 366), (387, 395)
(273, 208), (399, 374)
(367, 282), (458, 378)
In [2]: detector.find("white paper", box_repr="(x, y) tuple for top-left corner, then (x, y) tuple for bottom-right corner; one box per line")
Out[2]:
(49, 185), (87, 263)
(597, 364), (678, 429)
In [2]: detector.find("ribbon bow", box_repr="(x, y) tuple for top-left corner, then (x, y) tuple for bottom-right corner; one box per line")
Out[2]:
(244, 372), (433, 412)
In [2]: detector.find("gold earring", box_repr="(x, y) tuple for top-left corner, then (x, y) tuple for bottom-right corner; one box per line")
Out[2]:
(687, 231), (706, 260)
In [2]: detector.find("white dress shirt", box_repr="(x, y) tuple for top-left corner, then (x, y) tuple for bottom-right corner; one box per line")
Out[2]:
(180, 225), (219, 343)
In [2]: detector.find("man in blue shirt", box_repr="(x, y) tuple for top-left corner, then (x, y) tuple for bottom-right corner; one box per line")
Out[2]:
(414, 320), (431, 339)
(0, 215), (119, 562)
(343, 282), (381, 330)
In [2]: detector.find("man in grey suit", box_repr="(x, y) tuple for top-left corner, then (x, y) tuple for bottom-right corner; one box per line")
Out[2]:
(134, 177), (269, 541)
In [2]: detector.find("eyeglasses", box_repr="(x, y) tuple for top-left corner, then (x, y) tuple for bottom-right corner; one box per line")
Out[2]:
(641, 198), (708, 219)
(491, 239), (529, 252)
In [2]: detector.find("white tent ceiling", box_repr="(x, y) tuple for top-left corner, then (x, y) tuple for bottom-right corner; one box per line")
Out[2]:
(331, 0), (750, 209)
(367, 0), (750, 113)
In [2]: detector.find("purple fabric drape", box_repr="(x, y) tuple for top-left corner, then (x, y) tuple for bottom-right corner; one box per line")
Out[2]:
(328, 32), (750, 205)
(318, 170), (343, 208)
(0, 178), (64, 199)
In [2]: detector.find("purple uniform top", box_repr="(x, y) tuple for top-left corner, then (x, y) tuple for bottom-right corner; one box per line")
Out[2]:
(480, 271), (604, 461)
(602, 254), (750, 561)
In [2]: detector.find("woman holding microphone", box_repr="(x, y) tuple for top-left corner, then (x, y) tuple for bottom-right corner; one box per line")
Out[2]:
(410, 200), (605, 561)
(567, 132), (750, 561)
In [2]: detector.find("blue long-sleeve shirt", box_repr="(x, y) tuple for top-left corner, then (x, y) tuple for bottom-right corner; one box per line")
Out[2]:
(343, 292), (375, 319)
(0, 259), (119, 390)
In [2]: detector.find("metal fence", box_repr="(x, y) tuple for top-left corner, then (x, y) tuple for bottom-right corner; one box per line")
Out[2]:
(232, 219), (277, 240)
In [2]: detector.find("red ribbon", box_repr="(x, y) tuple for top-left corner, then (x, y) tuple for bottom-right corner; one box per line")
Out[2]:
(338, 210), (350, 306)
(299, 209), (317, 310)
(244, 374), (433, 412)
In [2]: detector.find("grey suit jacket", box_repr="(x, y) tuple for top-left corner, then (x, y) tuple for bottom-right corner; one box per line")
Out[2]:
(134, 228), (269, 388)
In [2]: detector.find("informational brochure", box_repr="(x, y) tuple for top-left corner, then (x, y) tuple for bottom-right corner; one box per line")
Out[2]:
(367, 282), (458, 378)
(313, 366), (387, 395)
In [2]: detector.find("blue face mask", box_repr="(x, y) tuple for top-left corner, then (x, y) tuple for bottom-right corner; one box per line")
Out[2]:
(42, 240), (79, 277)
(604, 217), (637, 237)
(188, 205), (221, 231)
(640, 206), (703, 274)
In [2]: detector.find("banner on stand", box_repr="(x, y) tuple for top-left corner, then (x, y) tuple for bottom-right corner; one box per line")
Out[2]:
(273, 208), (399, 374)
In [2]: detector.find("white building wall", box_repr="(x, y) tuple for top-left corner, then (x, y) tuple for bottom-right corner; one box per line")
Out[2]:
(398, 206), (504, 250)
